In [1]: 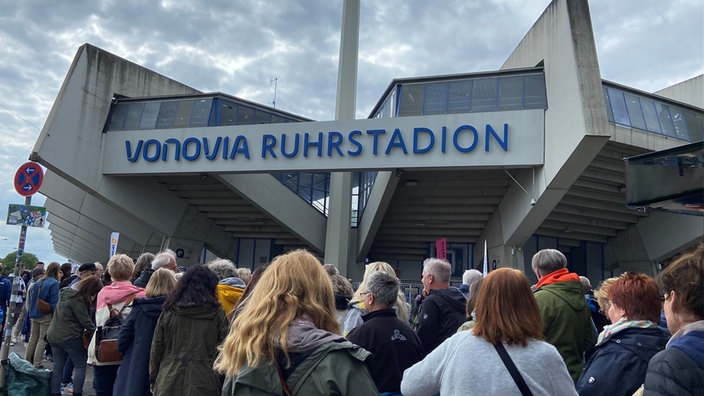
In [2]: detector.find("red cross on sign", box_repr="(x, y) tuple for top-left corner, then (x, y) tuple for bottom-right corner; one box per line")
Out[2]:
(14, 162), (44, 196)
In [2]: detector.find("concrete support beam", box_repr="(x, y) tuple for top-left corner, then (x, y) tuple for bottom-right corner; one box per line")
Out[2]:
(217, 174), (327, 252)
(325, 172), (355, 276)
(325, 0), (360, 277)
(357, 171), (400, 262)
(480, 0), (610, 266)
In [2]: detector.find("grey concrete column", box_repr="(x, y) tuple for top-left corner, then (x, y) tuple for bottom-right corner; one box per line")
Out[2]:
(324, 0), (360, 276)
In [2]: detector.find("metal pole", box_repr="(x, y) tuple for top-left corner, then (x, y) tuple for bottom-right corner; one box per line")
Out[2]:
(0, 195), (31, 389)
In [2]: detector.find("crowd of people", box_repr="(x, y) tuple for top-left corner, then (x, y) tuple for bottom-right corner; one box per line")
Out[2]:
(2, 242), (700, 396)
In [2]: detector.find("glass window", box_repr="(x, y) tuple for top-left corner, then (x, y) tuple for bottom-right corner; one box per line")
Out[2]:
(238, 106), (255, 125)
(448, 80), (472, 114)
(255, 110), (271, 124)
(423, 82), (449, 115)
(156, 101), (179, 129)
(670, 108), (690, 141)
(106, 103), (128, 131)
(219, 100), (238, 126)
(624, 93), (646, 131)
(606, 88), (630, 126)
(173, 100), (195, 128)
(123, 103), (144, 131)
(471, 78), (497, 112)
(639, 98), (661, 133)
(684, 109), (704, 141)
(190, 99), (211, 127)
(398, 84), (424, 116)
(138, 102), (160, 129)
(271, 114), (286, 124)
(498, 75), (523, 111)
(656, 102), (676, 138)
(523, 74), (547, 109)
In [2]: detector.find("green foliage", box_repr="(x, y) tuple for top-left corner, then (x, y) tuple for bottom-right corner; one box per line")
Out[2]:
(1, 251), (39, 276)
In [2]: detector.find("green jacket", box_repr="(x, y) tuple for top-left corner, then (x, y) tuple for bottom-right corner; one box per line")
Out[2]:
(534, 279), (595, 382)
(223, 340), (378, 396)
(46, 288), (95, 344)
(149, 303), (228, 396)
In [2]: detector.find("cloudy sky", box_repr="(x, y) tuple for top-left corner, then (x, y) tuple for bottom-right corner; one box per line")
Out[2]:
(0, 0), (702, 264)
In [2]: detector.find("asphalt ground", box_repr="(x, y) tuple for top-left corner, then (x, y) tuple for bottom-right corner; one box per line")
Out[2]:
(6, 338), (96, 395)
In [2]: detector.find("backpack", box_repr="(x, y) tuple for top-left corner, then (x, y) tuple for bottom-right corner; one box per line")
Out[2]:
(94, 294), (136, 362)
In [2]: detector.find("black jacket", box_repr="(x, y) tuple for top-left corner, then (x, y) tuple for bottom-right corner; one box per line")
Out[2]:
(644, 328), (704, 396)
(416, 287), (466, 355)
(348, 309), (423, 393)
(577, 326), (668, 396)
(132, 268), (155, 288)
(114, 296), (166, 396)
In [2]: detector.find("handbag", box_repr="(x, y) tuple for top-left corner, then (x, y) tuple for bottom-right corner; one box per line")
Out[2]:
(95, 293), (136, 363)
(36, 281), (52, 314)
(493, 342), (533, 396)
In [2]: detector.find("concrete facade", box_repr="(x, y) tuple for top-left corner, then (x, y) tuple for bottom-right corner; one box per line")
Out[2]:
(31, 0), (702, 283)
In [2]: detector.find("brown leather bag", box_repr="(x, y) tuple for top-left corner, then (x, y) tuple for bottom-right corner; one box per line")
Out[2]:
(36, 281), (52, 314)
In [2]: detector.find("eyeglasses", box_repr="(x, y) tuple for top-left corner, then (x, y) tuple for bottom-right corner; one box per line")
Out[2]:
(360, 291), (371, 297)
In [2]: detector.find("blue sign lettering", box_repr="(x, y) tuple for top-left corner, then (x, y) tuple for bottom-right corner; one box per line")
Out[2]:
(122, 123), (510, 163)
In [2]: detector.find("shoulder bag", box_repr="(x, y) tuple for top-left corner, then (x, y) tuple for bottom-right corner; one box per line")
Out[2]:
(493, 342), (533, 396)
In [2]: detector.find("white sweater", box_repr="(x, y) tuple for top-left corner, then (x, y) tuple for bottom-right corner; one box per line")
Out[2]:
(401, 331), (577, 396)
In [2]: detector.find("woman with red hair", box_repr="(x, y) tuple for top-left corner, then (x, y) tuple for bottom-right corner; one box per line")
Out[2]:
(576, 272), (668, 396)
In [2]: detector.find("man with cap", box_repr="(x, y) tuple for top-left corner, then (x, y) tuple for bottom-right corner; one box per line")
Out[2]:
(69, 263), (97, 288)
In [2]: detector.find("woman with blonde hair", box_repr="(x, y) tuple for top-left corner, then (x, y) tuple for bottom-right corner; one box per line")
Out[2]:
(216, 249), (377, 395)
(401, 268), (576, 395)
(88, 254), (146, 396)
(343, 261), (409, 335)
(114, 268), (177, 395)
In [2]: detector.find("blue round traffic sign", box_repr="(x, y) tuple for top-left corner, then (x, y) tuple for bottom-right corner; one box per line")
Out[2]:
(14, 162), (44, 196)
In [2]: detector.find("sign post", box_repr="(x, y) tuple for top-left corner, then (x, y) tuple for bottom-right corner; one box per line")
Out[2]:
(0, 162), (44, 390)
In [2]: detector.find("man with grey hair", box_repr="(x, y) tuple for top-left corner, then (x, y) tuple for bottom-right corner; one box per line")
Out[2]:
(347, 271), (422, 394)
(459, 269), (482, 299)
(532, 248), (595, 383)
(133, 249), (178, 288)
(415, 258), (466, 356)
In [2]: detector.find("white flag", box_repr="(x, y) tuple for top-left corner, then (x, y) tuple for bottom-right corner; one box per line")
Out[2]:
(110, 232), (119, 258)
(483, 240), (488, 277)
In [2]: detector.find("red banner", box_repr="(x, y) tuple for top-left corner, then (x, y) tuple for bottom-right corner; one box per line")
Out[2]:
(435, 238), (447, 259)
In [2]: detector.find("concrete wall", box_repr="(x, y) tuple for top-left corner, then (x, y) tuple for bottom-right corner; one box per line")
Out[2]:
(655, 75), (704, 108)
(479, 0), (610, 270)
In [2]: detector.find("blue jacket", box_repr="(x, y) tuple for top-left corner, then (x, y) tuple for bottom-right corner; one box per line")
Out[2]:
(644, 328), (704, 395)
(577, 326), (668, 396)
(28, 277), (59, 319)
(0, 276), (12, 313)
(114, 296), (166, 396)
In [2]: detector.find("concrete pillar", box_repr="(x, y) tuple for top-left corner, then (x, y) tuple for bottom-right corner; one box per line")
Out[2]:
(324, 0), (360, 277)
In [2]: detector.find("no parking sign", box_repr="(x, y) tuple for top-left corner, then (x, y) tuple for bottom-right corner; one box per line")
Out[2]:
(14, 162), (44, 196)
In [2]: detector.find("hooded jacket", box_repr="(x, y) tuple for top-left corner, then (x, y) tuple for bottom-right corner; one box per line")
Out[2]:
(132, 268), (155, 288)
(416, 287), (467, 355)
(149, 302), (228, 396)
(534, 269), (595, 382)
(224, 316), (377, 395)
(46, 288), (95, 344)
(216, 277), (246, 317)
(577, 326), (668, 396)
(644, 320), (704, 395)
(114, 296), (166, 396)
(87, 280), (146, 366)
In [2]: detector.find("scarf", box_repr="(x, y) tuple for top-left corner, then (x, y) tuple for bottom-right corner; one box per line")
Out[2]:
(596, 317), (658, 346)
(535, 268), (580, 290)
